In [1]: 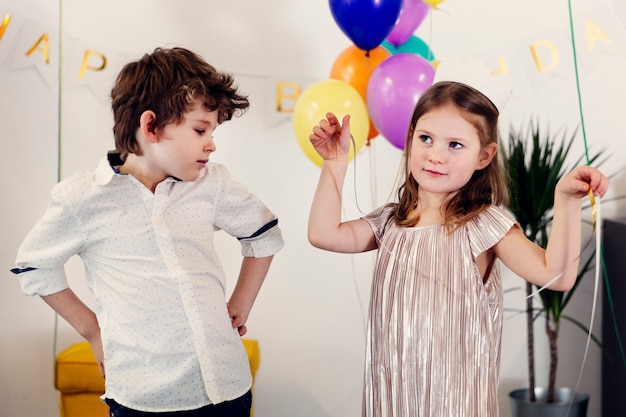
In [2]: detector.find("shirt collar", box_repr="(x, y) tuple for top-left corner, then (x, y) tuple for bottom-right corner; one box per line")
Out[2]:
(94, 151), (122, 186)
(95, 150), (207, 186)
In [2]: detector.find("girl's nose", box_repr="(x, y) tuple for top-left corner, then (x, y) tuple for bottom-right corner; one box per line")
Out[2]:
(427, 146), (445, 164)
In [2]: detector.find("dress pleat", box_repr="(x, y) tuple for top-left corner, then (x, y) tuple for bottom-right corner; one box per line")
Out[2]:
(362, 205), (516, 417)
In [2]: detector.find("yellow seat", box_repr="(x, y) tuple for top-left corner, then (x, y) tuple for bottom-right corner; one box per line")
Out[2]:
(55, 339), (260, 417)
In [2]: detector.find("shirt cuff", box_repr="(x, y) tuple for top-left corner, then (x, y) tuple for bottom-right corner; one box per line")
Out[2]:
(240, 226), (284, 258)
(15, 267), (69, 297)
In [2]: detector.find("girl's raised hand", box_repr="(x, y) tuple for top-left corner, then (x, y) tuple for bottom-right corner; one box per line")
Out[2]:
(309, 112), (351, 162)
(556, 165), (609, 200)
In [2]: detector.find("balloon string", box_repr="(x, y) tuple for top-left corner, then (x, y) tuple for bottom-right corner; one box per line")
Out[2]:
(564, 0), (626, 413)
(523, 198), (595, 301)
(568, 196), (601, 416)
(566, 2), (590, 166)
(426, 3), (435, 61)
(350, 134), (365, 215)
(369, 136), (378, 208)
(566, 0), (625, 367)
(601, 248), (626, 367)
(53, 0), (64, 368)
(565, 1), (600, 413)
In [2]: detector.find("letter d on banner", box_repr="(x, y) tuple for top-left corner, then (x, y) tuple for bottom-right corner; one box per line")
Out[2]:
(530, 40), (560, 73)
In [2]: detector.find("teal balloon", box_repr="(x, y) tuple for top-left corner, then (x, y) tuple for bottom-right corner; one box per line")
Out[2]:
(382, 35), (435, 61)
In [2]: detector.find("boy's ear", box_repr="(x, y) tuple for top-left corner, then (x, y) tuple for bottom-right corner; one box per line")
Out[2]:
(476, 143), (498, 170)
(139, 110), (158, 143)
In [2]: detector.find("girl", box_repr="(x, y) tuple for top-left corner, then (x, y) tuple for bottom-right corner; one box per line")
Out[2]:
(307, 78), (608, 416)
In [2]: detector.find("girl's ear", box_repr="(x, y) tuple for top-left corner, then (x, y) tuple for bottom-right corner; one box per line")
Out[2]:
(476, 143), (498, 170)
(139, 110), (158, 143)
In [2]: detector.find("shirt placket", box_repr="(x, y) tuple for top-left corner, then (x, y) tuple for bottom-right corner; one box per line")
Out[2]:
(150, 181), (222, 402)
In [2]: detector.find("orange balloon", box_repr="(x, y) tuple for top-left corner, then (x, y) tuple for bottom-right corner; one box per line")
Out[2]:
(330, 45), (390, 140)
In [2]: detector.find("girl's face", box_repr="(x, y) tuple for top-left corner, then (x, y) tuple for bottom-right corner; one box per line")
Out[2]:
(409, 103), (496, 199)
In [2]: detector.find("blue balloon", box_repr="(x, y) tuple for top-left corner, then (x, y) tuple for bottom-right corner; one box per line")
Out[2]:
(329, 0), (403, 51)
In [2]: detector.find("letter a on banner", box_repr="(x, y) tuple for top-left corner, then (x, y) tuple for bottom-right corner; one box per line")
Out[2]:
(0, 14), (11, 41)
(8, 20), (58, 88)
(25, 33), (50, 63)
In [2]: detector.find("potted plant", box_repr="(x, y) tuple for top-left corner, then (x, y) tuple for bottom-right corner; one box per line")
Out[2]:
(501, 120), (604, 417)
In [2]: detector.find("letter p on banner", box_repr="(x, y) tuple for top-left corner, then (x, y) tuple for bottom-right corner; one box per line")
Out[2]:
(78, 49), (107, 79)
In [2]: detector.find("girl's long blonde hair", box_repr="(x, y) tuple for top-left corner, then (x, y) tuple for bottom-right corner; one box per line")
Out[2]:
(395, 81), (509, 231)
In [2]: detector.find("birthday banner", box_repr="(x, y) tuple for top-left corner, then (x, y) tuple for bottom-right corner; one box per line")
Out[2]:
(1, 2), (626, 118)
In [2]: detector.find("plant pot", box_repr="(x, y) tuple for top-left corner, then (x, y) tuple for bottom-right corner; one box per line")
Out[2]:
(509, 387), (589, 417)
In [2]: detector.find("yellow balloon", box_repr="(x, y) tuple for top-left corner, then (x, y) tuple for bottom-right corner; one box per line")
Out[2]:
(293, 79), (369, 167)
(423, 0), (444, 9)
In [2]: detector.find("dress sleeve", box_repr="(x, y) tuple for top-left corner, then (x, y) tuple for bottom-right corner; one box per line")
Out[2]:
(11, 183), (84, 296)
(466, 205), (519, 258)
(362, 203), (397, 241)
(211, 164), (284, 258)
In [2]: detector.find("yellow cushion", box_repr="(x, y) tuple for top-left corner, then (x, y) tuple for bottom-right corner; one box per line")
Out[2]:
(55, 341), (104, 393)
(242, 338), (260, 380)
(55, 339), (260, 416)
(60, 393), (109, 417)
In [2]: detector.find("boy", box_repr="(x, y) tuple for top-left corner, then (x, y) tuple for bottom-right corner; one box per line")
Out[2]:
(11, 47), (283, 416)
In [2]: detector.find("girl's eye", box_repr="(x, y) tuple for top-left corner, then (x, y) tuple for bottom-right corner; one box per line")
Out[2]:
(195, 129), (206, 135)
(419, 135), (432, 144)
(449, 141), (463, 149)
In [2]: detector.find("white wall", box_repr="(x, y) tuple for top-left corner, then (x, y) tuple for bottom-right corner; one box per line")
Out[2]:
(2, 1), (625, 417)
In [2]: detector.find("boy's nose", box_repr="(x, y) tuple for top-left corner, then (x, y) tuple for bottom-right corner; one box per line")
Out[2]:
(204, 137), (216, 153)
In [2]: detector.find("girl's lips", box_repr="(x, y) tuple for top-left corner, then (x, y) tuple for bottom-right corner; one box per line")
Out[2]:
(424, 169), (445, 176)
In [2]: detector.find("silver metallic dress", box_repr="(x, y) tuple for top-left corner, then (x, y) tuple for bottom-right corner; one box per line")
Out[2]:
(362, 204), (516, 417)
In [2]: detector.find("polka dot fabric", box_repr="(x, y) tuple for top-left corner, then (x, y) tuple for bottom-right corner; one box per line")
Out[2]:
(13, 155), (284, 412)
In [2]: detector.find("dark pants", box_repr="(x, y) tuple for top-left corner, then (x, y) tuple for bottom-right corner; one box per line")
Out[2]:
(106, 391), (252, 417)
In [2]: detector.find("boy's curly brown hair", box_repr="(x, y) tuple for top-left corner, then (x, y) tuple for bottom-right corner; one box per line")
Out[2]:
(110, 47), (249, 159)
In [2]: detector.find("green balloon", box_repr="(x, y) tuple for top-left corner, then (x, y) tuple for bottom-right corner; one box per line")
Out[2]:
(382, 35), (435, 61)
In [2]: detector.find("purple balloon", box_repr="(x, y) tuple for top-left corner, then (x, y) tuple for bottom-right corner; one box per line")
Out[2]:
(386, 0), (430, 47)
(366, 53), (435, 150)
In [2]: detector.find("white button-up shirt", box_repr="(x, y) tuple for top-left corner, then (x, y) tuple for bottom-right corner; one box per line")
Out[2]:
(13, 154), (284, 412)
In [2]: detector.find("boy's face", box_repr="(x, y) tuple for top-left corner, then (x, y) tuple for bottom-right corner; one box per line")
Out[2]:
(151, 101), (218, 182)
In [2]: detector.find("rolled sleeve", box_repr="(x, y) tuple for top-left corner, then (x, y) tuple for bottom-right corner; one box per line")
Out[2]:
(14, 267), (69, 297)
(12, 182), (84, 296)
(211, 164), (284, 258)
(239, 223), (284, 258)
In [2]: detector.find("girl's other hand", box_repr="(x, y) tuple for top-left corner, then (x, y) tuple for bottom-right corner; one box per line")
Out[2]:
(556, 165), (609, 200)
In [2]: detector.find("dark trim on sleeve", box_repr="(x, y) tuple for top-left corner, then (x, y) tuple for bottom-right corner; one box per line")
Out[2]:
(237, 219), (278, 241)
(10, 267), (37, 275)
